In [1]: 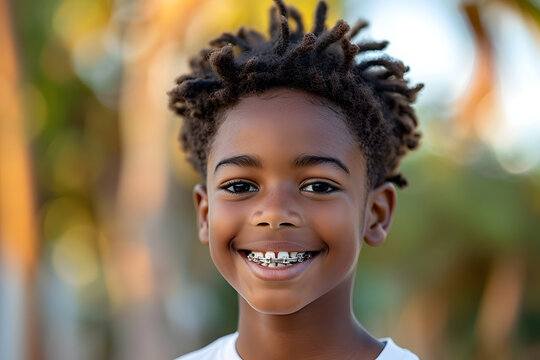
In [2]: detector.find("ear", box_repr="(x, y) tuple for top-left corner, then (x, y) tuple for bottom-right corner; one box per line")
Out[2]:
(364, 182), (397, 247)
(193, 184), (209, 245)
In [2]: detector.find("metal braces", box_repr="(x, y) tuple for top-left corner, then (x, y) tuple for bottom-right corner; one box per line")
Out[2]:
(247, 252), (313, 265)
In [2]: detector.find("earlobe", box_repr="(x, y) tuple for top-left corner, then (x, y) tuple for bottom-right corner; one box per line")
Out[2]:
(364, 182), (397, 247)
(193, 184), (210, 245)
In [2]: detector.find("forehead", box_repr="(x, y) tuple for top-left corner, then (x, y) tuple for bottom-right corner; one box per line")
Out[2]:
(208, 88), (364, 173)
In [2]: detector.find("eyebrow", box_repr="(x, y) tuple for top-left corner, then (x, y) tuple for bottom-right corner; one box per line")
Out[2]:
(294, 154), (350, 175)
(213, 154), (350, 175)
(214, 155), (262, 173)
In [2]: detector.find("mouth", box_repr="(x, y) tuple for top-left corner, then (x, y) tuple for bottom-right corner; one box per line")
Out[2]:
(240, 250), (319, 268)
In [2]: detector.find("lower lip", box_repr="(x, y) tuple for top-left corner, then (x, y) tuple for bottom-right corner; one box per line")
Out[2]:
(240, 252), (318, 282)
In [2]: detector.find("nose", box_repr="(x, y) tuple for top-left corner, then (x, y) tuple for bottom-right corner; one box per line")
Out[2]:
(250, 186), (302, 229)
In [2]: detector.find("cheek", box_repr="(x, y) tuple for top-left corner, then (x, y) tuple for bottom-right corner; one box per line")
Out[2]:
(310, 199), (364, 261)
(207, 199), (251, 281)
(208, 199), (245, 244)
(206, 200), (246, 282)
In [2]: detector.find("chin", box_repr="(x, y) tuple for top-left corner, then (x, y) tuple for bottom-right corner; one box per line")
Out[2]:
(243, 291), (311, 315)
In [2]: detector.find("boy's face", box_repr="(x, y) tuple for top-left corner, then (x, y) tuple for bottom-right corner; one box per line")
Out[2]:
(194, 89), (396, 315)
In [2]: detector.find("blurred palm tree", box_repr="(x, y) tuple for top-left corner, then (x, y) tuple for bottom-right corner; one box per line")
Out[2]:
(0, 0), (41, 358)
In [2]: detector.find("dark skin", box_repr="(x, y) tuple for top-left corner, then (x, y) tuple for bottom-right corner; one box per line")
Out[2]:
(194, 88), (397, 359)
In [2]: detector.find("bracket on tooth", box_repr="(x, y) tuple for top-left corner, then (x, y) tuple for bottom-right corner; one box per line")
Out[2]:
(247, 252), (313, 265)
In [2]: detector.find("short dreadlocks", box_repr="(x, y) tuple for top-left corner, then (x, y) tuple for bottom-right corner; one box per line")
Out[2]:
(168, 0), (423, 188)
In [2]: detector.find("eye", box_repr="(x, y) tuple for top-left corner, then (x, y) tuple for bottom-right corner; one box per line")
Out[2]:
(301, 181), (338, 193)
(222, 181), (258, 194)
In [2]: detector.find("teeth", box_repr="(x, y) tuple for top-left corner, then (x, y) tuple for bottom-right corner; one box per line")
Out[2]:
(246, 250), (314, 266)
(277, 252), (288, 259)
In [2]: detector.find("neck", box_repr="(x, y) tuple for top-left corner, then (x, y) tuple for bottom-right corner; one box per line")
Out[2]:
(236, 274), (383, 360)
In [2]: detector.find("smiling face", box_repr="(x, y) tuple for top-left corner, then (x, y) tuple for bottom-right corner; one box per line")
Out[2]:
(194, 88), (396, 315)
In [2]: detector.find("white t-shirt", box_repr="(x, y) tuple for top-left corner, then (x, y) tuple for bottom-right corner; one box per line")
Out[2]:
(175, 332), (419, 360)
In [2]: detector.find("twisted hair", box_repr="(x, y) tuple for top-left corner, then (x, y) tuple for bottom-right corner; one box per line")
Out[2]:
(168, 0), (423, 188)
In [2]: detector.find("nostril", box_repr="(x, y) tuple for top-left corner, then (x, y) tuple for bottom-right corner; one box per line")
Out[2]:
(279, 222), (295, 227)
(256, 221), (295, 228)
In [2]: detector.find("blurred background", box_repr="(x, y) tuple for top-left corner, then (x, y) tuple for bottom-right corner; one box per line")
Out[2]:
(1, 0), (539, 359)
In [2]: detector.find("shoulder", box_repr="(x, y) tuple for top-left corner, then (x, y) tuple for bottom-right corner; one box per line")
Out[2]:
(174, 333), (240, 360)
(375, 338), (420, 360)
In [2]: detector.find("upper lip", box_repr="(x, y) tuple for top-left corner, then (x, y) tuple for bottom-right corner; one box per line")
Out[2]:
(234, 240), (322, 253)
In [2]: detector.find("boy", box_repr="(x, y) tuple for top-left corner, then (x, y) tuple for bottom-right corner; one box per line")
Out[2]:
(169, 0), (422, 359)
